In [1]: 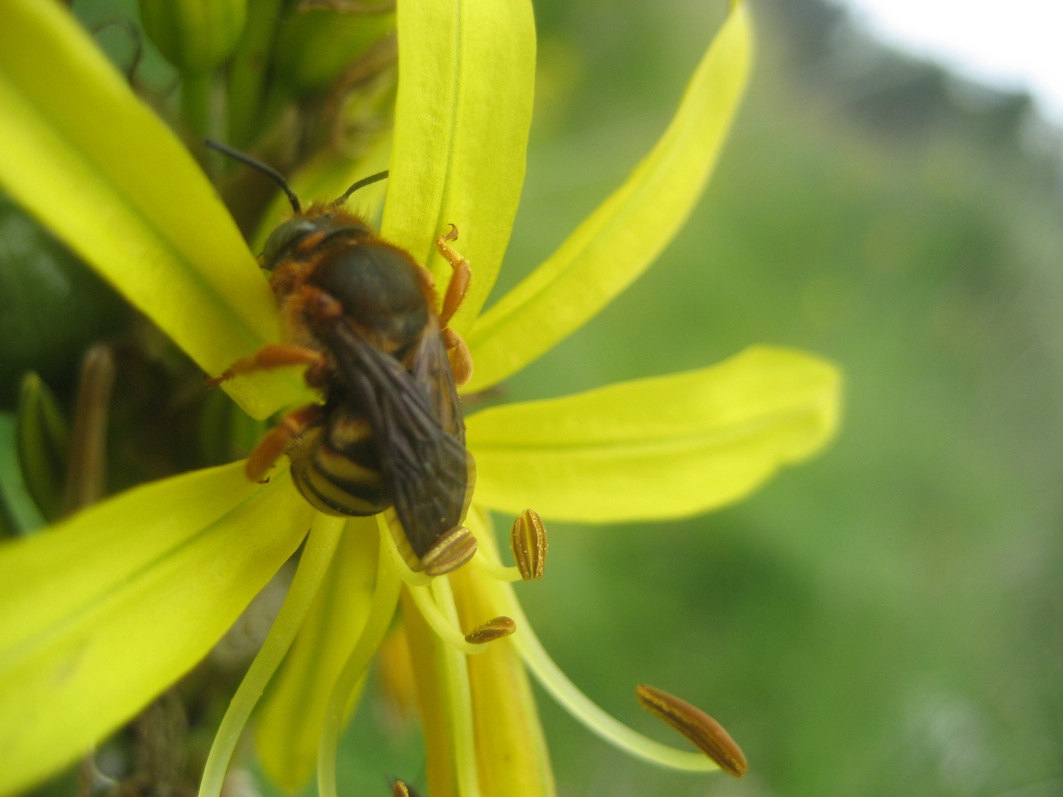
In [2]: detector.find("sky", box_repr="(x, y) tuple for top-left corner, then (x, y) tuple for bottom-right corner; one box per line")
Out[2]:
(834, 0), (1063, 126)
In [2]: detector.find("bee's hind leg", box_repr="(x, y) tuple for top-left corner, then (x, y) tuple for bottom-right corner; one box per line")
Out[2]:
(245, 403), (324, 482)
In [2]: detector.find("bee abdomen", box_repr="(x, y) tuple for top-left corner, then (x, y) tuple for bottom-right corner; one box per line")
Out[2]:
(290, 417), (390, 517)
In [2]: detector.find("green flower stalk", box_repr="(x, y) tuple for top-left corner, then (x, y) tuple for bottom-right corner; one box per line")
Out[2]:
(0, 1), (840, 795)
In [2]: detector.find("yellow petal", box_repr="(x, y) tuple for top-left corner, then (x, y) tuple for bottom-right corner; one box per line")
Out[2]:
(451, 509), (556, 796)
(380, 0), (535, 330)
(0, 463), (311, 795)
(467, 347), (840, 521)
(255, 517), (378, 791)
(465, 0), (752, 391)
(402, 589), (458, 797)
(0, 0), (304, 418)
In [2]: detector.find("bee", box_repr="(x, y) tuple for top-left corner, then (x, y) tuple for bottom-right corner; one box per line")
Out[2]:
(208, 142), (476, 575)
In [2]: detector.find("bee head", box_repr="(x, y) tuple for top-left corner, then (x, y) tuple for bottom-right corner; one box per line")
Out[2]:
(260, 210), (378, 272)
(260, 216), (322, 271)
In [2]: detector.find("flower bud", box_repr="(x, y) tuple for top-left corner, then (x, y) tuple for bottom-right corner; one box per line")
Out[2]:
(138, 0), (247, 73)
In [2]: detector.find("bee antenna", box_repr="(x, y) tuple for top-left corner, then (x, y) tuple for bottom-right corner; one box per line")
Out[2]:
(205, 139), (302, 214)
(333, 170), (389, 206)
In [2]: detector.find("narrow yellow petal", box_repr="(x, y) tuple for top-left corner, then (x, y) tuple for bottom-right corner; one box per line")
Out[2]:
(381, 0), (535, 330)
(255, 517), (378, 791)
(466, 0), (752, 391)
(402, 589), (458, 797)
(0, 0), (304, 418)
(467, 347), (840, 521)
(199, 513), (345, 797)
(0, 463), (312, 795)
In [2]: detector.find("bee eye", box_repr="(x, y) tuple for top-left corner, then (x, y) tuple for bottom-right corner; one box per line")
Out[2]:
(261, 218), (319, 270)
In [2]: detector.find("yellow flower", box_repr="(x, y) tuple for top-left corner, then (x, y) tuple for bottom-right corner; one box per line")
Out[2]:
(0, 1), (839, 795)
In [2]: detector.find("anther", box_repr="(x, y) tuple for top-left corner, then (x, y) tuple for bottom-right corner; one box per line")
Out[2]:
(463, 615), (517, 644)
(510, 508), (548, 580)
(421, 525), (478, 576)
(635, 684), (747, 777)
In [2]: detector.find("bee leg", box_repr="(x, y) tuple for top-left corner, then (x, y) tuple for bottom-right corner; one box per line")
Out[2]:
(435, 224), (471, 327)
(434, 225), (474, 385)
(208, 344), (327, 387)
(246, 403), (324, 482)
(442, 327), (473, 386)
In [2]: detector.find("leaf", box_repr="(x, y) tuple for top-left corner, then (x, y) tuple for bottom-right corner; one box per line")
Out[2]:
(0, 463), (312, 795)
(467, 347), (840, 522)
(0, 0), (304, 419)
(380, 0), (535, 332)
(465, 0), (752, 391)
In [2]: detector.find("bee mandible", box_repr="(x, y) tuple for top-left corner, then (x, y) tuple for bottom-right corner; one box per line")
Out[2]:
(208, 141), (476, 575)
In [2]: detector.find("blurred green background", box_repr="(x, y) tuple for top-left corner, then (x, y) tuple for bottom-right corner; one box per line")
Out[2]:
(9, 0), (1062, 794)
(479, 1), (1063, 795)
(336, 2), (1063, 794)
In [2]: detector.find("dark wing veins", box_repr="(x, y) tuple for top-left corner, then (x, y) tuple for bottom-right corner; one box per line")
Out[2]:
(322, 321), (470, 558)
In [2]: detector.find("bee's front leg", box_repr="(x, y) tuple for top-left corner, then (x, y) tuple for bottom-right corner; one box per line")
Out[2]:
(207, 344), (328, 387)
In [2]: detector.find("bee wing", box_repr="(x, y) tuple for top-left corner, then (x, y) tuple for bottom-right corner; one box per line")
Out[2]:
(323, 321), (474, 560)
(407, 320), (466, 443)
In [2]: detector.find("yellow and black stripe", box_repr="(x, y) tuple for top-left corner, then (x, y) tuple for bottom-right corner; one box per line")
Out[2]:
(289, 410), (389, 517)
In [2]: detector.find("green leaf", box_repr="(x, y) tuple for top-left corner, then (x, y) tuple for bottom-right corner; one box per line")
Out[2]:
(465, 0), (752, 391)
(0, 463), (312, 795)
(255, 517), (377, 791)
(0, 0), (305, 419)
(467, 347), (840, 522)
(380, 0), (535, 332)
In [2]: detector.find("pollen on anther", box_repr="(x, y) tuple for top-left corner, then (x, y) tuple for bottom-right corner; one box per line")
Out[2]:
(510, 508), (547, 580)
(422, 525), (477, 576)
(463, 615), (517, 644)
(635, 684), (748, 777)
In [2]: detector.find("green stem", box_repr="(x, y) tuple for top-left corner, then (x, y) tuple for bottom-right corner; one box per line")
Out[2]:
(181, 70), (215, 142)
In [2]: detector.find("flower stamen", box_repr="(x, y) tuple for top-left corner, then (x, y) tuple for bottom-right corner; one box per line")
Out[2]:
(503, 581), (721, 772)
(463, 615), (517, 644)
(426, 576), (482, 797)
(635, 684), (748, 777)
(510, 508), (548, 580)
(406, 582), (487, 654)
(469, 508), (549, 583)
(422, 525), (478, 576)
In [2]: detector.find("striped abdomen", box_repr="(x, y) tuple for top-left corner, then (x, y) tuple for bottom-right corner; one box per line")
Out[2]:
(288, 403), (390, 517)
